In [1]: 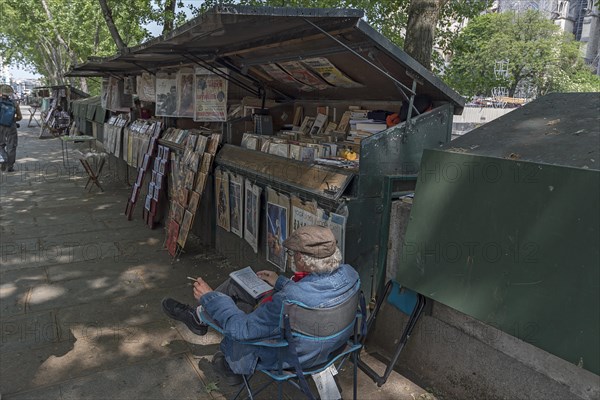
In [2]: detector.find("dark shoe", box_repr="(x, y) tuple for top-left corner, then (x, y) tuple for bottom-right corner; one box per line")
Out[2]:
(211, 351), (243, 386)
(7, 166), (14, 172)
(161, 298), (207, 335)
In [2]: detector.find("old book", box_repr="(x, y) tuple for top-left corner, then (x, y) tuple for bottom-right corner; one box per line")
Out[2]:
(194, 172), (208, 193)
(324, 122), (338, 134)
(229, 266), (273, 299)
(289, 144), (301, 160)
(299, 116), (315, 135)
(268, 142), (289, 158)
(310, 113), (328, 136)
(292, 106), (303, 126)
(337, 111), (352, 133)
(195, 135), (208, 154)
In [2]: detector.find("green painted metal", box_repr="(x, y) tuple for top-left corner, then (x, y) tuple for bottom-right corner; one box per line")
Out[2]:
(398, 149), (600, 375)
(358, 103), (453, 198)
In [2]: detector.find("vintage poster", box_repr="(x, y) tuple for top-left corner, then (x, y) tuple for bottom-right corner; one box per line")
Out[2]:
(155, 73), (178, 117)
(108, 76), (120, 111)
(259, 63), (314, 92)
(316, 209), (347, 262)
(177, 68), (195, 118)
(215, 168), (230, 232)
(278, 61), (330, 90)
(136, 72), (156, 102)
(124, 76), (136, 95)
(229, 174), (244, 238)
(266, 188), (289, 271)
(244, 179), (262, 254)
(194, 67), (228, 122)
(100, 78), (109, 109)
(301, 57), (363, 88)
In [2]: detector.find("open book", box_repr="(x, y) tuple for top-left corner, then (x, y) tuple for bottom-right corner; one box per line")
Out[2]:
(230, 266), (273, 299)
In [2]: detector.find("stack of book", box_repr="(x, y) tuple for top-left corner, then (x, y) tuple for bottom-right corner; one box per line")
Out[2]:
(347, 120), (388, 143)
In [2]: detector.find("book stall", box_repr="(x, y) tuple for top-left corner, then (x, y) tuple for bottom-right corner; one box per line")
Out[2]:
(67, 6), (464, 300)
(36, 85), (89, 138)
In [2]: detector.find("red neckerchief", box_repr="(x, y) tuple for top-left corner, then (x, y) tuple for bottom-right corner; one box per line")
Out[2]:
(259, 272), (310, 304)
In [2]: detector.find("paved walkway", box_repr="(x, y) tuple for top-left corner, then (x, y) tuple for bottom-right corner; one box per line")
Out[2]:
(0, 107), (434, 399)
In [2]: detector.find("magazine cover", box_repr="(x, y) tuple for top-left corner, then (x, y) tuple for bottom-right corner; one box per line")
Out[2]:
(291, 196), (318, 232)
(177, 68), (195, 118)
(215, 168), (230, 231)
(301, 57), (363, 88)
(155, 73), (178, 117)
(244, 179), (262, 254)
(316, 209), (347, 262)
(194, 67), (228, 122)
(266, 188), (289, 271)
(229, 174), (244, 238)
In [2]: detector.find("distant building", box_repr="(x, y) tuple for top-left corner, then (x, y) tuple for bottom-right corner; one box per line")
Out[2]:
(0, 55), (12, 85)
(492, 0), (600, 74)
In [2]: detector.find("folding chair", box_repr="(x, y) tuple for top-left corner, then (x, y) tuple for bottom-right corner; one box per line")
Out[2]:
(200, 290), (367, 400)
(357, 280), (425, 387)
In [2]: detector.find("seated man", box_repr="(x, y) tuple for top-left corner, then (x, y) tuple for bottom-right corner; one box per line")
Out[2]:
(162, 225), (360, 385)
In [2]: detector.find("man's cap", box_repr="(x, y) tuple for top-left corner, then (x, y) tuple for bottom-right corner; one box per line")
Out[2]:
(283, 225), (336, 258)
(0, 85), (14, 95)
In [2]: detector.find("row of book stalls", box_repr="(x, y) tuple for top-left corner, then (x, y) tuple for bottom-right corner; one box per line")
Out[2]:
(26, 85), (90, 138)
(67, 5), (465, 301)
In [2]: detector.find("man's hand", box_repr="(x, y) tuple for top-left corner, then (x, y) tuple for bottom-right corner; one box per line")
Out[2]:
(192, 277), (213, 301)
(256, 270), (278, 286)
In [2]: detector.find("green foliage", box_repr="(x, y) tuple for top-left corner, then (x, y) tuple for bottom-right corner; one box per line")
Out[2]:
(445, 10), (600, 98)
(195, 0), (490, 70)
(0, 0), (168, 86)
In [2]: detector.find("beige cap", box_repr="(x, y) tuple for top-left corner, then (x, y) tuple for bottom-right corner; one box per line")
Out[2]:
(283, 225), (336, 258)
(0, 84), (14, 95)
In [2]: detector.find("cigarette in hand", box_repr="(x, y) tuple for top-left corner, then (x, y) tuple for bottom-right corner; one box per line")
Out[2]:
(187, 276), (197, 282)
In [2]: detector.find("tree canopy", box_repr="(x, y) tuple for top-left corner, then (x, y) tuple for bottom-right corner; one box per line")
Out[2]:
(444, 10), (600, 98)
(0, 0), (164, 87)
(195, 0), (491, 71)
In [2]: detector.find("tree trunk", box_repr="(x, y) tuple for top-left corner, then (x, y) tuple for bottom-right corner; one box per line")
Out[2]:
(404, 0), (447, 70)
(162, 0), (176, 35)
(98, 0), (127, 51)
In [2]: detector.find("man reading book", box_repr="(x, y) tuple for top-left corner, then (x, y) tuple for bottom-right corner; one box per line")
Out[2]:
(161, 225), (359, 386)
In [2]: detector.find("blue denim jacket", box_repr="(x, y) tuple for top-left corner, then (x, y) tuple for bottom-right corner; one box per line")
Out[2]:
(200, 264), (360, 375)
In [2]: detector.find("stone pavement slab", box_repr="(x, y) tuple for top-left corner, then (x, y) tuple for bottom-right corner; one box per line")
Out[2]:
(4, 354), (211, 400)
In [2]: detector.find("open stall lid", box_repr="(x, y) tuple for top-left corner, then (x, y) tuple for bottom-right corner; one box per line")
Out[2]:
(68, 5), (464, 113)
